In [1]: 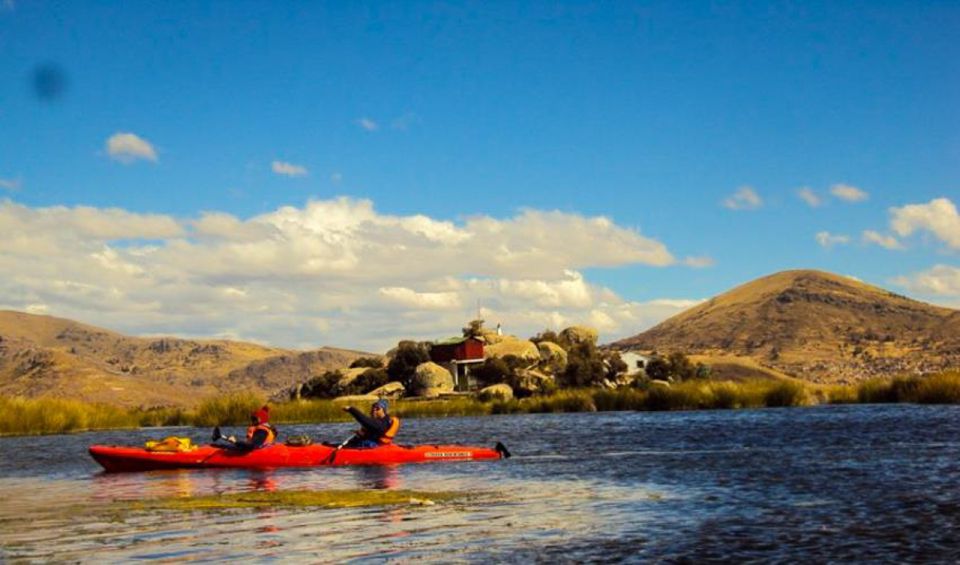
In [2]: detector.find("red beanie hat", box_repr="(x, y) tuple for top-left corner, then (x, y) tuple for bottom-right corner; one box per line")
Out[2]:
(252, 405), (270, 424)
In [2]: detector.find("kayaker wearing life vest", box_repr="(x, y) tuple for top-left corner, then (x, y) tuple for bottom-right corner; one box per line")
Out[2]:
(213, 405), (278, 450)
(343, 399), (400, 448)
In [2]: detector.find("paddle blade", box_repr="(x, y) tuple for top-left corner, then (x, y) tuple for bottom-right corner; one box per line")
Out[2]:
(495, 442), (512, 459)
(212, 426), (222, 442)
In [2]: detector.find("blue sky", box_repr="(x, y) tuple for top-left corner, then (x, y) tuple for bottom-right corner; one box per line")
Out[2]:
(1, 1), (958, 351)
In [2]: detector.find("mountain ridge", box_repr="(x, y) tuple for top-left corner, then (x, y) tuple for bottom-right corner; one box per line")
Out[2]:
(0, 310), (371, 407)
(612, 270), (960, 383)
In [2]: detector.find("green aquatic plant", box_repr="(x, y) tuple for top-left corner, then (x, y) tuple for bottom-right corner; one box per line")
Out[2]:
(131, 489), (461, 511)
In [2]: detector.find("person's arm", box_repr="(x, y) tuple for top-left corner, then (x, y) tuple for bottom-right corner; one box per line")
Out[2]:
(346, 406), (390, 436)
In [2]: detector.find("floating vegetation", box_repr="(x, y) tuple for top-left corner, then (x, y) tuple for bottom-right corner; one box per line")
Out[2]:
(129, 489), (461, 512)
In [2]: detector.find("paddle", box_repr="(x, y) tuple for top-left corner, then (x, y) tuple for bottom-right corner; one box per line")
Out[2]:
(324, 435), (355, 464)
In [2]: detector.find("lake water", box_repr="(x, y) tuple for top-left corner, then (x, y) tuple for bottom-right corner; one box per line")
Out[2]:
(2, 405), (960, 562)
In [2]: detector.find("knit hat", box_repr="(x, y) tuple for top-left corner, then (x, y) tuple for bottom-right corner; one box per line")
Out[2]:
(372, 399), (389, 412)
(252, 405), (270, 424)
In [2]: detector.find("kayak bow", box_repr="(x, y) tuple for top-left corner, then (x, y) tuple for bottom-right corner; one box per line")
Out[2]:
(89, 441), (510, 473)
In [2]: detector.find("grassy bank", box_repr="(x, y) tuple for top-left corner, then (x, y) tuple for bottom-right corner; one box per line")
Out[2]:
(2, 371), (959, 436)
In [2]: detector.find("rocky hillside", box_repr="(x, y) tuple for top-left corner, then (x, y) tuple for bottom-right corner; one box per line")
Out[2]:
(612, 270), (960, 384)
(0, 310), (370, 407)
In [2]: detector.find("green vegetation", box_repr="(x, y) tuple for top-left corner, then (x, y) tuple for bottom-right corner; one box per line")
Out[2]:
(3, 371), (960, 436)
(130, 489), (461, 512)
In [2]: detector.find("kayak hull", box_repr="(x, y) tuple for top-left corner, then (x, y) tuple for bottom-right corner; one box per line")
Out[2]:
(89, 442), (507, 473)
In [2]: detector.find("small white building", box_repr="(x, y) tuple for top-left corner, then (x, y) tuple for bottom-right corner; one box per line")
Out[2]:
(619, 352), (652, 375)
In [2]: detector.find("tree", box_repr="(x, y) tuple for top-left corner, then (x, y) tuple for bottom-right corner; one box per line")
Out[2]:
(462, 319), (485, 339)
(560, 341), (606, 387)
(645, 357), (671, 381)
(387, 341), (430, 387)
(604, 352), (628, 380)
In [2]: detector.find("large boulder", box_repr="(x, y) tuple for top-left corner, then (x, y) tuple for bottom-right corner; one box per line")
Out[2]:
(560, 326), (598, 346)
(479, 329), (505, 345)
(369, 381), (406, 399)
(537, 341), (568, 374)
(515, 368), (555, 396)
(478, 383), (514, 401)
(411, 362), (455, 398)
(484, 337), (541, 364)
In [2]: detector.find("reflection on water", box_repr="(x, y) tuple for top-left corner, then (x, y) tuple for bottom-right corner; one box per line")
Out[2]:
(3, 406), (960, 561)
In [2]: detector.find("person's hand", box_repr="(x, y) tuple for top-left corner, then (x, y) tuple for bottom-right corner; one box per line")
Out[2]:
(227, 435), (236, 443)
(341, 405), (352, 412)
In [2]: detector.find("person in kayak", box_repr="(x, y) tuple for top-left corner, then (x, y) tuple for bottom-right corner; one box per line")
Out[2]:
(213, 405), (278, 450)
(342, 399), (400, 448)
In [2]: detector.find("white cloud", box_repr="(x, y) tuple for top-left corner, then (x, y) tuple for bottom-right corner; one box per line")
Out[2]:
(106, 132), (158, 163)
(357, 118), (378, 131)
(391, 112), (419, 130)
(797, 187), (821, 207)
(893, 264), (960, 296)
(889, 197), (960, 250)
(379, 287), (462, 310)
(830, 183), (869, 203)
(0, 197), (682, 352)
(815, 231), (850, 248)
(683, 256), (715, 268)
(271, 160), (308, 177)
(861, 230), (904, 250)
(0, 177), (21, 191)
(723, 186), (762, 210)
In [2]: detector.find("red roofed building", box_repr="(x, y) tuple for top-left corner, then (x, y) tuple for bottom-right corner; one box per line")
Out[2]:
(429, 336), (485, 391)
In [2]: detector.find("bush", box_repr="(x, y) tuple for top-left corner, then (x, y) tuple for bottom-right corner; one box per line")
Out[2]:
(349, 357), (384, 369)
(387, 341), (430, 387)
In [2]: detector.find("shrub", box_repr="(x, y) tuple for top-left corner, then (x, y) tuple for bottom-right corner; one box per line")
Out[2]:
(387, 341), (430, 387)
(349, 357), (384, 369)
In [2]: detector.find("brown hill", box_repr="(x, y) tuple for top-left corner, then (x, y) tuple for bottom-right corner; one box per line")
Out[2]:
(612, 270), (960, 384)
(0, 310), (371, 407)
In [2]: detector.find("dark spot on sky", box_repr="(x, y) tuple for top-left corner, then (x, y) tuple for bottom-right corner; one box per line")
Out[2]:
(31, 62), (69, 101)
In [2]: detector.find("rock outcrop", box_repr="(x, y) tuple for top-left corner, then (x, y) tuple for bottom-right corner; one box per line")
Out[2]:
(411, 362), (455, 398)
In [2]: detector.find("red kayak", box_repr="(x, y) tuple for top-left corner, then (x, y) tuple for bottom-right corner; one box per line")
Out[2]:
(89, 441), (511, 473)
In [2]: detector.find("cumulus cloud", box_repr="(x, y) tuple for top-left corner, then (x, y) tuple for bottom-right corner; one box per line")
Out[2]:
(797, 187), (822, 207)
(271, 160), (308, 177)
(357, 117), (378, 131)
(723, 186), (762, 210)
(889, 197), (960, 250)
(683, 256), (715, 268)
(815, 231), (850, 248)
(106, 132), (158, 163)
(0, 197), (686, 352)
(0, 177), (21, 191)
(862, 230), (904, 250)
(830, 183), (868, 203)
(893, 264), (960, 297)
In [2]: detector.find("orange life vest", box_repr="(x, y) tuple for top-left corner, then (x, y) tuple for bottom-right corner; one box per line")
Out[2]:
(356, 416), (401, 445)
(379, 416), (400, 445)
(246, 423), (277, 446)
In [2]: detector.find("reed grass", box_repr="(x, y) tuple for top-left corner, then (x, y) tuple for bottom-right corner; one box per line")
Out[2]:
(0, 396), (140, 435)
(3, 370), (960, 436)
(192, 392), (265, 427)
